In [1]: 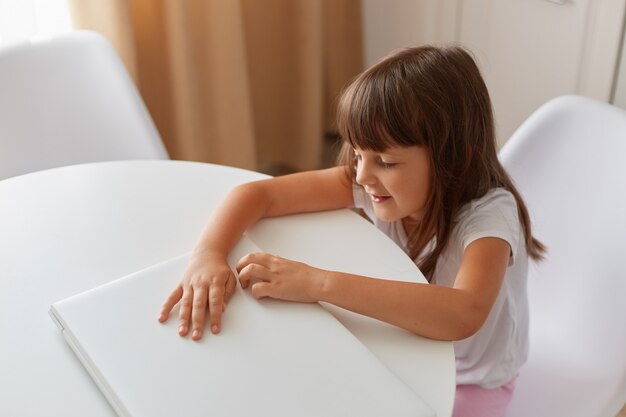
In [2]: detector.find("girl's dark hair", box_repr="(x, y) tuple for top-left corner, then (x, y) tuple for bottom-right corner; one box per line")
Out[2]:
(336, 45), (545, 279)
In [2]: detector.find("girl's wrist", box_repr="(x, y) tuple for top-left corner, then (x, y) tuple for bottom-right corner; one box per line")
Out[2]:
(310, 269), (335, 303)
(190, 245), (228, 264)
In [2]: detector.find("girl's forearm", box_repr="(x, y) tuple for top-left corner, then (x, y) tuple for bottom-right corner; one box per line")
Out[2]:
(315, 271), (484, 341)
(194, 182), (269, 259)
(193, 167), (354, 260)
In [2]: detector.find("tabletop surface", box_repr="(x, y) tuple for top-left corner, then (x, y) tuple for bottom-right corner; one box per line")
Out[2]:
(0, 160), (454, 416)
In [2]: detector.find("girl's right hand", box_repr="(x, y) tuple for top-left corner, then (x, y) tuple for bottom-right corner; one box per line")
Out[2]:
(158, 252), (237, 340)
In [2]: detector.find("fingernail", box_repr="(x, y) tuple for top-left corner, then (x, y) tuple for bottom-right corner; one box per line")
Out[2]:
(179, 325), (186, 334)
(211, 324), (219, 334)
(192, 329), (200, 339)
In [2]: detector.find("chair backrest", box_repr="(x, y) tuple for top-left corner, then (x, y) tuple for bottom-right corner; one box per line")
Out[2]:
(500, 95), (626, 417)
(0, 30), (168, 180)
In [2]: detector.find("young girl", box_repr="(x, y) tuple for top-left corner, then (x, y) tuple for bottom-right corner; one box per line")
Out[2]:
(158, 45), (545, 417)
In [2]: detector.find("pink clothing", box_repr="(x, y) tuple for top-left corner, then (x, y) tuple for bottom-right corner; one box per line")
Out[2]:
(452, 376), (517, 417)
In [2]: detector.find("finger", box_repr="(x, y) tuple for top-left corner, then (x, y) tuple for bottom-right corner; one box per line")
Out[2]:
(178, 288), (194, 336)
(236, 252), (275, 273)
(251, 281), (272, 300)
(158, 286), (183, 322)
(191, 286), (208, 340)
(238, 263), (271, 289)
(207, 282), (226, 334)
(236, 252), (257, 273)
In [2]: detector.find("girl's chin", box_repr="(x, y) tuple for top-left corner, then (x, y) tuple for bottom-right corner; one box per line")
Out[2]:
(373, 207), (423, 224)
(372, 209), (403, 223)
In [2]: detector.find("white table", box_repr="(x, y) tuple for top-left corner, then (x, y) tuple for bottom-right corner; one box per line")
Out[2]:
(0, 160), (455, 416)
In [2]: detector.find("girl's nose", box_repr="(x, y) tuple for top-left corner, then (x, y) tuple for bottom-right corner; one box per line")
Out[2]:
(355, 161), (375, 186)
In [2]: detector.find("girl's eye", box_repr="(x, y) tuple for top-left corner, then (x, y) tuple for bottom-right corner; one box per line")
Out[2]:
(352, 151), (395, 168)
(378, 159), (396, 168)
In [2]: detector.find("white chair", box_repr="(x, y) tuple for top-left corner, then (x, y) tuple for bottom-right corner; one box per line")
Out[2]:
(0, 30), (168, 180)
(500, 95), (626, 417)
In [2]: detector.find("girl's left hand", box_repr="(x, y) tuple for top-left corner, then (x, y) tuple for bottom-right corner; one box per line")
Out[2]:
(236, 252), (323, 303)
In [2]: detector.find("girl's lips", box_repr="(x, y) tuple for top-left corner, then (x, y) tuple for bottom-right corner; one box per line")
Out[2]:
(370, 194), (391, 203)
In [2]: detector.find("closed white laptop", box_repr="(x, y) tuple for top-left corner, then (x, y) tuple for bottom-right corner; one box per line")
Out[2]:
(49, 236), (436, 417)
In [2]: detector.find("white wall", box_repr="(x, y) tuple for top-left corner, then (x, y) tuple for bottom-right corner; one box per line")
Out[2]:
(361, 0), (626, 145)
(362, 0), (457, 67)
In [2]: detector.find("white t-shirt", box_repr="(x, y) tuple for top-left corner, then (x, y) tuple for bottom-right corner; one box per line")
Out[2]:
(352, 186), (529, 388)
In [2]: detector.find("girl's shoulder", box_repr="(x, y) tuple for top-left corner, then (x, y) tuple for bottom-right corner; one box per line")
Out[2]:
(454, 188), (522, 251)
(472, 187), (515, 206)
(459, 188), (518, 220)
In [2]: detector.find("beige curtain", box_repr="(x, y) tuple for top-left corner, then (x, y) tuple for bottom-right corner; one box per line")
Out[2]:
(67, 0), (363, 172)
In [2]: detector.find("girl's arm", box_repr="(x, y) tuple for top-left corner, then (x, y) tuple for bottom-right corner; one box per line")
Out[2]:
(237, 236), (511, 341)
(158, 166), (354, 340)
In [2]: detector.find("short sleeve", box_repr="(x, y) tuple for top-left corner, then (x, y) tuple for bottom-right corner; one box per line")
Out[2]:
(352, 184), (367, 209)
(458, 189), (521, 266)
(352, 184), (376, 221)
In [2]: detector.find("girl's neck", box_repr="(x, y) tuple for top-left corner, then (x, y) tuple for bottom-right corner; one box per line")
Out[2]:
(402, 217), (421, 236)
(403, 216), (437, 241)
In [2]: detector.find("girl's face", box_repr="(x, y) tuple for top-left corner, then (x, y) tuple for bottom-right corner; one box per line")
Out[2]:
(354, 145), (432, 225)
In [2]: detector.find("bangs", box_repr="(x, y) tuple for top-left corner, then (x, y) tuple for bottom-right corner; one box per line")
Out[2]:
(337, 68), (419, 152)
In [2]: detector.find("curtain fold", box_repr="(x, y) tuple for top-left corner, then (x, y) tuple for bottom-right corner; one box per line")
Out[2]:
(68, 0), (363, 172)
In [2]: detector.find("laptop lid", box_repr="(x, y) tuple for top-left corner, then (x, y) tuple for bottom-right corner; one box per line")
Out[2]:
(50, 236), (436, 417)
